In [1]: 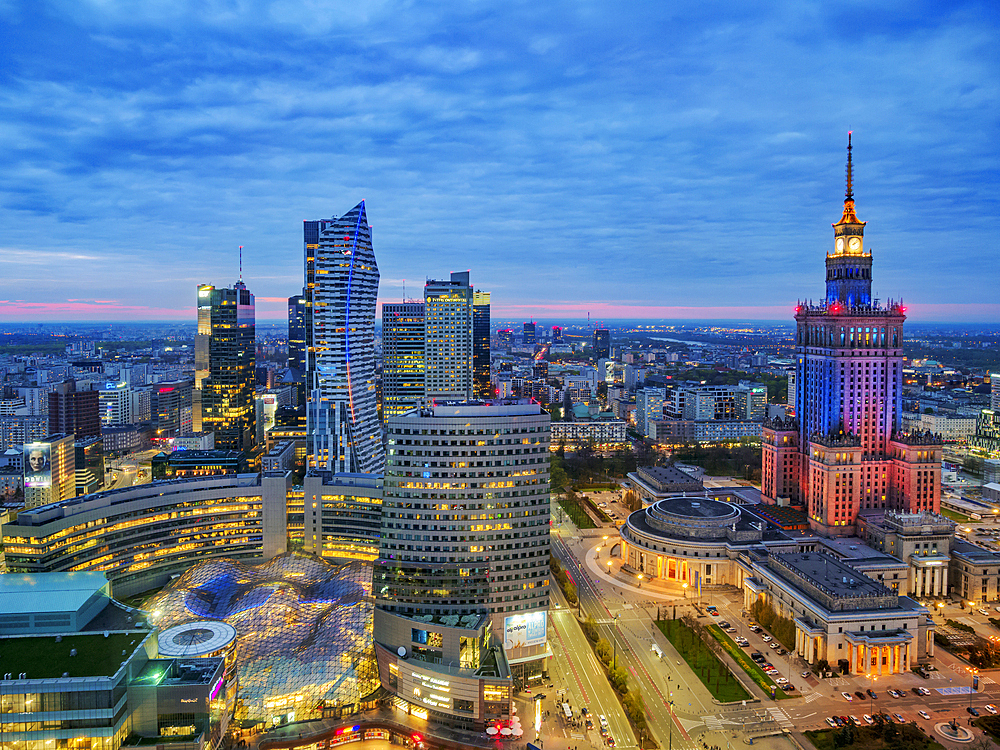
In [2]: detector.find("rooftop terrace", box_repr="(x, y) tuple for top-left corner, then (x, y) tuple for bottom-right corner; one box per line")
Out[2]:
(0, 632), (147, 680)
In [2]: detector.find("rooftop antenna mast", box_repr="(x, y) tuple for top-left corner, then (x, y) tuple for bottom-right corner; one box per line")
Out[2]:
(846, 131), (854, 201)
(239, 245), (243, 283)
(402, 279), (406, 302)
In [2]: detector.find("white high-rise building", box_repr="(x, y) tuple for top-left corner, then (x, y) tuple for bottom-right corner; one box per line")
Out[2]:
(636, 387), (665, 437)
(303, 201), (384, 474)
(424, 272), (473, 402)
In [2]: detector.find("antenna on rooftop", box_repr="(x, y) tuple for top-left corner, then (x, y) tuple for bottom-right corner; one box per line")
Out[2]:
(239, 246), (243, 283)
(402, 279), (406, 302)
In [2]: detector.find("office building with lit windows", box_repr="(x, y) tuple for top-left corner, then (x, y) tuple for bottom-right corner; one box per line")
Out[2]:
(473, 291), (492, 400)
(592, 328), (610, 359)
(303, 202), (384, 474)
(382, 302), (426, 420)
(423, 272), (474, 402)
(522, 322), (535, 346)
(288, 293), (308, 406)
(761, 136), (942, 536)
(195, 282), (256, 456)
(372, 401), (550, 730)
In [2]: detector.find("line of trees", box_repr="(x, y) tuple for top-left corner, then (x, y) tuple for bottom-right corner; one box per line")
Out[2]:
(548, 555), (578, 606)
(581, 616), (650, 742)
(750, 599), (796, 650)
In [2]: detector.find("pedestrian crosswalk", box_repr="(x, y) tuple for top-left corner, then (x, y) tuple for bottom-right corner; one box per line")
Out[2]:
(804, 692), (822, 703)
(702, 714), (725, 731)
(767, 707), (794, 729)
(982, 676), (996, 685)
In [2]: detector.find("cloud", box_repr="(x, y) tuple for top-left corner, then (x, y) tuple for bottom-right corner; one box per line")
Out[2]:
(0, 0), (996, 322)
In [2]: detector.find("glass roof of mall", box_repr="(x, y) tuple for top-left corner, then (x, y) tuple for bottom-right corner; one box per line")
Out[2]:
(144, 553), (377, 722)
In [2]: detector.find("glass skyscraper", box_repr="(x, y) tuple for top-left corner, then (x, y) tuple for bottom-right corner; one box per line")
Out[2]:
(304, 201), (384, 474)
(381, 302), (425, 421)
(473, 291), (491, 399)
(195, 281), (256, 455)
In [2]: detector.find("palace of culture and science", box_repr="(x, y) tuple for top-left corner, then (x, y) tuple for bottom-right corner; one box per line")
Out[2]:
(761, 135), (943, 537)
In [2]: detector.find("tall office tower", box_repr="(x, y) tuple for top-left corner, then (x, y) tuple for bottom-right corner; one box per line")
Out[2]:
(552, 326), (562, 344)
(195, 282), (256, 455)
(304, 201), (384, 474)
(497, 329), (513, 351)
(424, 272), (474, 402)
(473, 291), (492, 399)
(288, 294), (307, 372)
(970, 372), (1000, 457)
(522, 321), (536, 346)
(593, 327), (610, 359)
(24, 433), (76, 509)
(373, 402), (550, 728)
(761, 136), (941, 536)
(48, 381), (100, 439)
(382, 303), (425, 420)
(635, 387), (665, 437)
(287, 293), (307, 407)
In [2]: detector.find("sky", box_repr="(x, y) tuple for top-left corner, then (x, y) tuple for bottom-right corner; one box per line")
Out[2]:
(1, 0), (998, 323)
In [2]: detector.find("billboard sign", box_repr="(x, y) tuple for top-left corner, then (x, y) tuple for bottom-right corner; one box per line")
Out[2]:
(503, 611), (547, 650)
(24, 442), (52, 488)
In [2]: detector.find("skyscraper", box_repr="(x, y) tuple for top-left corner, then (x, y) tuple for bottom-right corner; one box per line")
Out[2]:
(48, 381), (100, 439)
(287, 293), (307, 407)
(381, 302), (425, 420)
(761, 136), (941, 535)
(473, 291), (491, 399)
(287, 294), (307, 373)
(304, 201), (384, 474)
(195, 281), (256, 455)
(424, 272), (473, 402)
(522, 321), (536, 346)
(593, 327), (610, 359)
(373, 401), (550, 727)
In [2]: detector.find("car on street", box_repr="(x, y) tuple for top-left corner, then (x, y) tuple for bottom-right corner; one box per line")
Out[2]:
(762, 635), (771, 642)
(889, 689), (902, 698)
(980, 609), (990, 616)
(919, 711), (931, 720)
(919, 687), (931, 696)
(802, 670), (811, 678)
(986, 704), (997, 714)
(967, 707), (980, 717)
(842, 692), (853, 701)
(892, 713), (904, 723)
(751, 652), (765, 662)
(855, 691), (866, 700)
(605, 737), (616, 747)
(782, 684), (795, 691)
(850, 716), (861, 726)
(826, 717), (838, 728)
(863, 715), (874, 725)
(770, 642), (780, 649)
(777, 648), (787, 655)
(599, 715), (609, 734)
(867, 688), (877, 699)
(767, 669), (780, 676)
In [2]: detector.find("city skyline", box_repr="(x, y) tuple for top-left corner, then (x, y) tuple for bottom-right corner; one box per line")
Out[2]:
(1, 2), (998, 323)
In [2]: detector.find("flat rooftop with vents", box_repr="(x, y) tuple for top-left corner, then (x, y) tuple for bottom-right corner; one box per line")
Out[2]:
(0, 632), (149, 679)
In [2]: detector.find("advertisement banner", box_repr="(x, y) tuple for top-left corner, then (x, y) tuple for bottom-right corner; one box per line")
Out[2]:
(24, 442), (52, 488)
(503, 611), (547, 650)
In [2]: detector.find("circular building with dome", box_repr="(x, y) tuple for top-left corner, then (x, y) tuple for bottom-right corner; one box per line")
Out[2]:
(619, 495), (786, 590)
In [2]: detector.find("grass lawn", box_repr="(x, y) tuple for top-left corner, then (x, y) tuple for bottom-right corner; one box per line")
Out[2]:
(707, 625), (790, 700)
(941, 508), (971, 523)
(557, 494), (597, 529)
(0, 632), (147, 679)
(656, 619), (750, 703)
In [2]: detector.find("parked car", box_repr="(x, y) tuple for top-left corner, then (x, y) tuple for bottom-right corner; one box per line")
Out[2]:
(826, 717), (838, 728)
(855, 691), (866, 700)
(867, 688), (877, 699)
(967, 707), (980, 717)
(849, 716), (861, 726)
(802, 670), (811, 678)
(842, 692), (854, 702)
(892, 713), (904, 723)
(986, 704), (997, 714)
(863, 715), (874, 725)
(783, 684), (795, 691)
(762, 635), (772, 642)
(918, 687), (931, 696)
(919, 711), (931, 720)
(980, 609), (990, 616)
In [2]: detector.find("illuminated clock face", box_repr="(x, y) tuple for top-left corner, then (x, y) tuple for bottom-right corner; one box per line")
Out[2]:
(836, 238), (845, 252)
(849, 237), (861, 251)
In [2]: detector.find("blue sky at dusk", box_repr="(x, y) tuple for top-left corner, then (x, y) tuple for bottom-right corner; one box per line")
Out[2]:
(1, 0), (997, 322)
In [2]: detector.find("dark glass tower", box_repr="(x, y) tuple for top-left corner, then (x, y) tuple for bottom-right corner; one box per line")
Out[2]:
(593, 328), (610, 359)
(473, 291), (491, 399)
(196, 282), (256, 455)
(523, 321), (536, 346)
(287, 293), (307, 407)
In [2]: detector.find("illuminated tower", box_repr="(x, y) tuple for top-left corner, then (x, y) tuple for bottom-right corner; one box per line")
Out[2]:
(196, 281), (256, 455)
(304, 201), (384, 474)
(381, 302), (425, 420)
(761, 135), (941, 536)
(473, 291), (492, 399)
(424, 272), (474, 402)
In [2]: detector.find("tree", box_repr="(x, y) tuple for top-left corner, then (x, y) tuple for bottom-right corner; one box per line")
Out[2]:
(583, 616), (599, 642)
(610, 665), (629, 693)
(596, 638), (613, 665)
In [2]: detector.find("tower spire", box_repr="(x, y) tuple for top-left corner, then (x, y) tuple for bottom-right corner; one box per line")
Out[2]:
(845, 131), (853, 201)
(239, 245), (243, 283)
